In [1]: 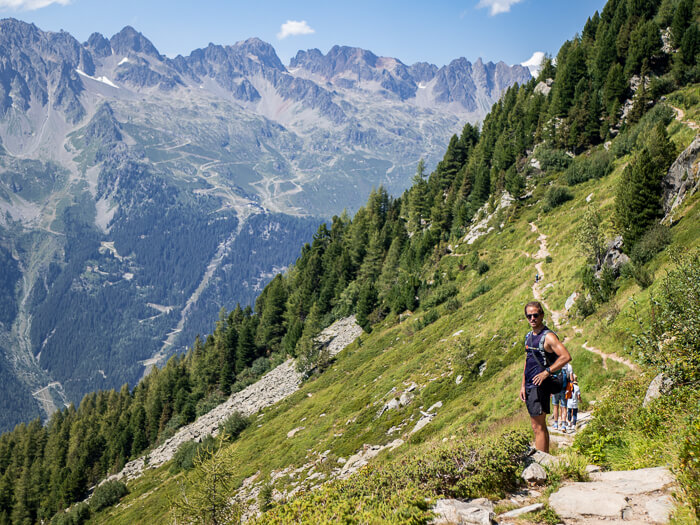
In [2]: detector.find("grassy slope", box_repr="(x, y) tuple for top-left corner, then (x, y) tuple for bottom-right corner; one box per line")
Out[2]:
(93, 103), (699, 524)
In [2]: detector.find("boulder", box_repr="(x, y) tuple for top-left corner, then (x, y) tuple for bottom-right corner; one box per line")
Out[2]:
(643, 373), (673, 407)
(528, 449), (560, 468)
(596, 235), (630, 277)
(521, 463), (547, 483)
(432, 498), (494, 525)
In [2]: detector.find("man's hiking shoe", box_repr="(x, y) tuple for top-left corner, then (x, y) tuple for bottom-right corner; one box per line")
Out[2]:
(552, 422), (559, 430)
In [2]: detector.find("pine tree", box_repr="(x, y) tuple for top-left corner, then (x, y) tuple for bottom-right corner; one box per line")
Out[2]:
(356, 281), (378, 332)
(671, 0), (694, 47)
(625, 20), (661, 76)
(255, 274), (287, 353)
(171, 436), (240, 525)
(235, 321), (257, 373)
(615, 148), (664, 247)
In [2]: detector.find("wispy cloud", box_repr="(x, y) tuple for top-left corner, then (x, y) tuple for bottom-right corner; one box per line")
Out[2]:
(476, 0), (524, 16)
(0, 0), (69, 10)
(277, 20), (315, 39)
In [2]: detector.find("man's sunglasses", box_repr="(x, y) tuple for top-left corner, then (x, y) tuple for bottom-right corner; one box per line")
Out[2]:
(526, 313), (541, 319)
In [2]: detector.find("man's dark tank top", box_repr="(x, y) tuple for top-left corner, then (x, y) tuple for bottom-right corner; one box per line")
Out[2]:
(524, 327), (554, 388)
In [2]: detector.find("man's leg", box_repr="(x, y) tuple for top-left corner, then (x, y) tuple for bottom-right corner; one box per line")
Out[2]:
(530, 414), (549, 453)
(551, 402), (559, 428)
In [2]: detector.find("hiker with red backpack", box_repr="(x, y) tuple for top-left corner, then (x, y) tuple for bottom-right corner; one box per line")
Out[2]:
(519, 301), (572, 453)
(566, 375), (581, 432)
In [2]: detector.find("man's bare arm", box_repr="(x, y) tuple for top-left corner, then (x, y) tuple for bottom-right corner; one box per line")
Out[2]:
(531, 333), (571, 386)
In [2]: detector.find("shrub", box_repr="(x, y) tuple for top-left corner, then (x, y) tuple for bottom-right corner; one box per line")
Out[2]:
(476, 261), (490, 275)
(422, 284), (458, 309)
(218, 412), (250, 441)
(249, 357), (271, 377)
(467, 283), (491, 302)
(257, 430), (529, 523)
(620, 261), (654, 289)
(630, 224), (671, 264)
(406, 429), (530, 499)
(543, 185), (573, 211)
(414, 309), (439, 331)
(632, 249), (700, 385)
(196, 391), (227, 417)
(678, 414), (700, 521)
(564, 150), (613, 185)
(535, 146), (572, 172)
(170, 435), (215, 473)
(571, 294), (596, 319)
(90, 480), (128, 512)
(50, 503), (90, 525)
(611, 103), (675, 158)
(545, 255), (553, 264)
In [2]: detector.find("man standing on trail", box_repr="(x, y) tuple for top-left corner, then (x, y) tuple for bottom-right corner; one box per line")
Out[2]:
(519, 301), (572, 452)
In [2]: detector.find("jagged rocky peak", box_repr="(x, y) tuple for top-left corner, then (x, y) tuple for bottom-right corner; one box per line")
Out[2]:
(85, 32), (111, 58)
(109, 26), (161, 59)
(289, 45), (418, 100)
(432, 57), (531, 111)
(408, 62), (438, 83)
(232, 37), (286, 71)
(290, 45), (402, 79)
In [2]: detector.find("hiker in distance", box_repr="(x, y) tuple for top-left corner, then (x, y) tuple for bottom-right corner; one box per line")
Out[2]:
(519, 301), (572, 453)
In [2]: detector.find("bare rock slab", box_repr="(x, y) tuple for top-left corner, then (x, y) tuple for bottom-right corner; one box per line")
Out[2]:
(432, 498), (494, 525)
(549, 483), (629, 518)
(589, 466), (675, 495)
(549, 467), (675, 523)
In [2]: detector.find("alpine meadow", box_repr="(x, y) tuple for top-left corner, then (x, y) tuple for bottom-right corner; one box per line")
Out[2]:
(0, 0), (699, 524)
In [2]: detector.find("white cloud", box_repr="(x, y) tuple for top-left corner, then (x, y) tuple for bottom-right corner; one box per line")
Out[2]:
(476, 0), (524, 16)
(521, 51), (545, 76)
(0, 0), (69, 10)
(277, 20), (315, 39)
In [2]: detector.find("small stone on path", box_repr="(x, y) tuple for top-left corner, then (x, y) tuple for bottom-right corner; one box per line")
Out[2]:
(499, 502), (544, 518)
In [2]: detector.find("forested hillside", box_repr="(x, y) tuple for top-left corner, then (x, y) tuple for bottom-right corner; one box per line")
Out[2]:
(0, 0), (698, 523)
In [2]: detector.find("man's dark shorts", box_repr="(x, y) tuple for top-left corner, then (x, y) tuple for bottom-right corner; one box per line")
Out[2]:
(526, 385), (550, 417)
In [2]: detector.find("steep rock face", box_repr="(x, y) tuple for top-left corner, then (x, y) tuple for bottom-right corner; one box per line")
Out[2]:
(433, 58), (531, 111)
(291, 46), (531, 110)
(109, 26), (161, 59)
(662, 136), (700, 221)
(84, 32), (111, 58)
(0, 18), (88, 118)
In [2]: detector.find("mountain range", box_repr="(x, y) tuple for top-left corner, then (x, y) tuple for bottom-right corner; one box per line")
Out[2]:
(0, 18), (531, 431)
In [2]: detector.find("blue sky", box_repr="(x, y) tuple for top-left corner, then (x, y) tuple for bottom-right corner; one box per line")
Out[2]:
(0, 0), (608, 67)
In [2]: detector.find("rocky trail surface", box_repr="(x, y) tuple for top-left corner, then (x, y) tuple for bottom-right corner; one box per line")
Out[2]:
(670, 103), (699, 131)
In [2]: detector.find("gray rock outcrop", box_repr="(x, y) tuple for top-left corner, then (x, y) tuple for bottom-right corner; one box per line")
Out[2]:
(643, 373), (673, 407)
(662, 136), (700, 223)
(108, 316), (361, 481)
(596, 235), (630, 277)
